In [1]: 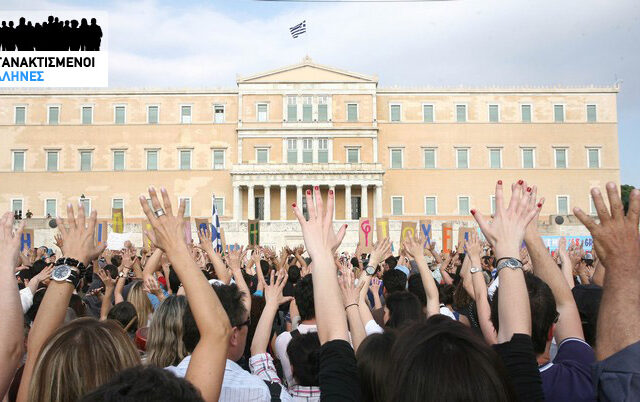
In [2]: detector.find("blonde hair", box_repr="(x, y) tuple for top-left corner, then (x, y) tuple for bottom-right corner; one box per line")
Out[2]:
(28, 317), (140, 402)
(146, 295), (189, 367)
(127, 280), (153, 327)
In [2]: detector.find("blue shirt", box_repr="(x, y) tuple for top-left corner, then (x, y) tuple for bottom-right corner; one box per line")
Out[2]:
(540, 338), (596, 402)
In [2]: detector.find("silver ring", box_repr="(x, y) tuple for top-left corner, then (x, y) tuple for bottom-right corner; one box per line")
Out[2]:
(154, 209), (166, 217)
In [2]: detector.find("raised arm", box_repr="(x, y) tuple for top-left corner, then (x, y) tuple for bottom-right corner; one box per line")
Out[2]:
(338, 267), (366, 352)
(225, 245), (251, 313)
(524, 200), (584, 343)
(197, 228), (231, 284)
(251, 271), (292, 355)
(140, 187), (231, 402)
(466, 231), (498, 345)
(0, 214), (25, 399)
(17, 204), (105, 402)
(556, 237), (575, 289)
(404, 235), (440, 317)
(97, 268), (116, 320)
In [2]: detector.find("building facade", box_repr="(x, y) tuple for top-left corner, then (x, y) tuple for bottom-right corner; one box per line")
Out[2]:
(0, 57), (619, 247)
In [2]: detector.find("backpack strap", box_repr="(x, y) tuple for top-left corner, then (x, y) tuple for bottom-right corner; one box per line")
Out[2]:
(290, 329), (301, 339)
(263, 380), (282, 402)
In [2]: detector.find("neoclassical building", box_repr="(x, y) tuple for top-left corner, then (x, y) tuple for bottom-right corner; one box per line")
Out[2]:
(0, 57), (620, 246)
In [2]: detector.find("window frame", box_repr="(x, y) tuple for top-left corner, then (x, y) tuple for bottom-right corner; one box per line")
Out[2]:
(79, 197), (92, 215)
(114, 105), (127, 125)
(587, 147), (601, 168)
(212, 148), (226, 170)
(180, 104), (193, 124)
(422, 103), (435, 123)
(455, 147), (470, 169)
(113, 150), (126, 171)
(346, 103), (359, 122)
(389, 103), (402, 122)
(47, 105), (60, 125)
(521, 147), (536, 169)
(10, 198), (24, 214)
(520, 103), (532, 123)
(389, 147), (404, 169)
(44, 198), (57, 218)
(212, 196), (225, 216)
(146, 149), (159, 171)
(286, 139), (298, 164)
(554, 147), (568, 169)
(14, 105), (27, 125)
(147, 105), (160, 124)
(391, 196), (404, 216)
(424, 196), (438, 216)
(457, 195), (471, 216)
(488, 104), (500, 123)
(488, 147), (502, 169)
(12, 150), (26, 172)
(317, 138), (329, 163)
(302, 96), (313, 122)
(179, 149), (193, 170)
(255, 147), (269, 164)
(346, 147), (360, 164)
(81, 105), (94, 125)
(46, 150), (59, 172)
(423, 147), (437, 169)
(79, 150), (93, 171)
(455, 103), (468, 123)
(178, 197), (192, 217)
(553, 104), (565, 123)
(556, 195), (570, 215)
(111, 198), (125, 216)
(256, 103), (269, 122)
(586, 104), (597, 123)
(286, 96), (298, 122)
(213, 104), (226, 123)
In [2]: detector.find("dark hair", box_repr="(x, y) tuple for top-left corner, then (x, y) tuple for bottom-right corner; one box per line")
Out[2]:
(356, 331), (397, 402)
(183, 284), (247, 353)
(32, 259), (47, 275)
(107, 301), (138, 335)
(242, 271), (258, 294)
(287, 265), (301, 284)
(26, 287), (47, 323)
(453, 279), (473, 310)
(407, 274), (426, 307)
(104, 264), (118, 279)
(350, 257), (360, 268)
(390, 315), (513, 402)
(385, 255), (398, 270)
(286, 332), (321, 386)
(244, 294), (266, 359)
(79, 365), (203, 402)
(382, 269), (407, 294)
(490, 272), (557, 355)
(294, 275), (315, 321)
(69, 293), (87, 318)
(385, 291), (422, 329)
(168, 266), (180, 294)
(438, 284), (455, 306)
(110, 254), (122, 267)
(260, 260), (270, 278)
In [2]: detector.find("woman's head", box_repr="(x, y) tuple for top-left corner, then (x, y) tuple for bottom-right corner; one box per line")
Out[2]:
(286, 332), (321, 386)
(146, 295), (189, 367)
(383, 290), (423, 328)
(356, 331), (397, 402)
(127, 280), (153, 327)
(389, 315), (513, 402)
(28, 317), (140, 402)
(107, 301), (138, 336)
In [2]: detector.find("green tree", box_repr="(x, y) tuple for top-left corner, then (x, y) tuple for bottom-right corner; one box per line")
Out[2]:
(621, 184), (636, 213)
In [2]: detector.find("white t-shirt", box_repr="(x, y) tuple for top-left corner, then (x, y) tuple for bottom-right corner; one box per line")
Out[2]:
(274, 323), (318, 387)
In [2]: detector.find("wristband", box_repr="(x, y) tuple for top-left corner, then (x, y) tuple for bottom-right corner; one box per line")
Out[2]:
(345, 303), (358, 310)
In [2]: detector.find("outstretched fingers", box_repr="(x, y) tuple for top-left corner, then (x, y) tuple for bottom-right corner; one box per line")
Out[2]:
(160, 187), (174, 217)
(605, 182), (624, 222)
(471, 209), (492, 240)
(627, 189), (640, 229)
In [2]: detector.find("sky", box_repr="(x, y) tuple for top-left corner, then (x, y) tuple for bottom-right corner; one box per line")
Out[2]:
(4, 0), (639, 184)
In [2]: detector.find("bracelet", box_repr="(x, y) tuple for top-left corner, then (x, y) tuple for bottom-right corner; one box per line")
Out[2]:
(345, 303), (358, 310)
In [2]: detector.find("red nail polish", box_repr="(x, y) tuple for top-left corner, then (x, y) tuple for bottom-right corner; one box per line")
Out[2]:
(329, 189), (334, 195)
(470, 209), (476, 215)
(292, 203), (296, 208)
(314, 186), (319, 190)
(527, 187), (532, 192)
(306, 190), (311, 195)
(497, 180), (502, 185)
(537, 203), (542, 208)
(518, 180), (524, 185)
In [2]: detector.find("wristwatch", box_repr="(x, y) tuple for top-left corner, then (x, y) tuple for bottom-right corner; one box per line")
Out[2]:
(470, 267), (483, 274)
(365, 265), (377, 275)
(495, 258), (523, 275)
(51, 261), (80, 288)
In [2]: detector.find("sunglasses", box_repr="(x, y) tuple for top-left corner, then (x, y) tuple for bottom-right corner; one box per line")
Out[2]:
(235, 317), (251, 328)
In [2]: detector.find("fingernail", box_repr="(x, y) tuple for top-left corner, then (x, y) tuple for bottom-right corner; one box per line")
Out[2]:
(314, 186), (319, 191)
(537, 203), (542, 208)
(329, 189), (334, 195)
(518, 180), (524, 185)
(292, 203), (296, 208)
(344, 224), (348, 228)
(306, 190), (311, 195)
(148, 186), (154, 191)
(497, 180), (502, 185)
(592, 188), (600, 194)
(470, 209), (476, 215)
(161, 187), (167, 193)
(67, 203), (72, 208)
(527, 187), (532, 192)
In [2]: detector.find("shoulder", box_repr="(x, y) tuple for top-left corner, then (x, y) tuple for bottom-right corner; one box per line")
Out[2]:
(554, 338), (595, 366)
(274, 331), (293, 355)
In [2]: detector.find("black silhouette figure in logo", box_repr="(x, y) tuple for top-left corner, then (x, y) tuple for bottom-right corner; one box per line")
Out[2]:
(0, 16), (103, 51)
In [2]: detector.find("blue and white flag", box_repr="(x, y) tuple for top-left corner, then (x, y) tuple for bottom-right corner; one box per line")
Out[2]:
(290, 20), (306, 38)
(211, 195), (222, 252)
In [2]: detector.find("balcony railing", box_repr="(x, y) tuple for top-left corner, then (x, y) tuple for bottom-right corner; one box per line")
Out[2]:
(231, 162), (384, 174)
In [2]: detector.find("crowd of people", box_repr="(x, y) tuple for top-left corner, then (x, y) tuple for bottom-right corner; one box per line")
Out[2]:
(0, 180), (639, 401)
(0, 16), (103, 51)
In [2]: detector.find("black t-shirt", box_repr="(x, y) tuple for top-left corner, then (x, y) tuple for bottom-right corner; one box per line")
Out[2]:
(493, 333), (544, 402)
(318, 339), (360, 401)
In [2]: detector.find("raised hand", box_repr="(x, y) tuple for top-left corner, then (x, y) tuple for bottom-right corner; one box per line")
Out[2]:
(54, 233), (64, 252)
(403, 235), (424, 261)
(139, 187), (187, 255)
(96, 268), (116, 290)
(369, 277), (381, 294)
(197, 227), (214, 253)
(338, 268), (364, 308)
(225, 244), (246, 271)
(369, 237), (391, 267)
(465, 231), (482, 261)
(56, 202), (105, 264)
(264, 270), (293, 307)
(0, 213), (24, 271)
(121, 248), (135, 270)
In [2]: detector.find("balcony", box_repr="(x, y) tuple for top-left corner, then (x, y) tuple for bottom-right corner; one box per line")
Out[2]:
(230, 162), (384, 186)
(231, 162), (383, 175)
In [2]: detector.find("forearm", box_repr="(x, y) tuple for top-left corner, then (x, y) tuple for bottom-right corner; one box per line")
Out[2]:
(371, 290), (382, 309)
(345, 306), (366, 352)
(313, 254), (349, 343)
(0, 269), (24, 398)
(100, 288), (114, 320)
(441, 269), (454, 285)
(142, 248), (163, 278)
(497, 269), (531, 342)
(132, 259), (143, 279)
(231, 267), (251, 312)
(558, 252), (575, 289)
(251, 304), (278, 355)
(206, 250), (231, 284)
(114, 275), (126, 304)
(591, 260), (605, 287)
(416, 259), (439, 316)
(470, 256), (497, 344)
(27, 276), (41, 295)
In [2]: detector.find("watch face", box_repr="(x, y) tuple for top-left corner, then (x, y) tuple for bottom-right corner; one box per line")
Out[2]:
(366, 266), (376, 275)
(52, 264), (71, 281)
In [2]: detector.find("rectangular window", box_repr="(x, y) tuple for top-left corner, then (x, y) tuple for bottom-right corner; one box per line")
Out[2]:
(46, 151), (58, 172)
(45, 199), (57, 218)
(351, 196), (361, 220)
(115, 106), (126, 124)
(302, 138), (313, 163)
(318, 139), (329, 163)
(113, 150), (125, 171)
(255, 197), (265, 220)
(302, 97), (312, 122)
(181, 106), (192, 124)
(458, 196), (470, 215)
(587, 105), (597, 122)
(80, 151), (92, 171)
(347, 148), (360, 163)
(557, 196), (569, 215)
(12, 151), (25, 172)
(213, 197), (224, 216)
(423, 104), (434, 123)
(522, 148), (535, 169)
(112, 198), (124, 210)
(489, 104), (499, 122)
(147, 106), (159, 124)
(489, 148), (502, 169)
(456, 148), (469, 169)
(287, 96), (297, 122)
(390, 148), (403, 168)
(12, 199), (23, 215)
(554, 104), (564, 123)
(179, 150), (191, 170)
(456, 104), (467, 122)
(424, 148), (436, 169)
(425, 196), (437, 215)
(82, 106), (93, 124)
(588, 148), (600, 168)
(490, 195), (496, 215)
(318, 96), (328, 122)
(521, 104), (532, 123)
(257, 103), (268, 122)
(212, 149), (225, 169)
(48, 106), (59, 125)
(390, 104), (401, 122)
(555, 148), (567, 168)
(256, 148), (269, 164)
(287, 139), (298, 163)
(179, 198), (191, 217)
(15, 106), (26, 125)
(347, 104), (358, 122)
(392, 196), (404, 216)
(147, 150), (158, 170)
(80, 198), (91, 215)
(214, 105), (225, 123)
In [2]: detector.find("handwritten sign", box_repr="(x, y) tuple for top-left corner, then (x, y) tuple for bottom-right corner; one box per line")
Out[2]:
(359, 217), (373, 252)
(20, 228), (34, 251)
(195, 218), (210, 235)
(376, 218), (390, 241)
(419, 219), (432, 248)
(107, 232), (132, 250)
(442, 222), (453, 253)
(96, 220), (109, 245)
(458, 227), (474, 245)
(111, 208), (124, 233)
(400, 221), (417, 244)
(542, 235), (593, 252)
(248, 220), (260, 249)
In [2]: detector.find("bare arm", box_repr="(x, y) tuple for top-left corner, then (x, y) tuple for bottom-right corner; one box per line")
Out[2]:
(466, 232), (498, 345)
(197, 228), (231, 284)
(557, 238), (575, 289)
(96, 268), (116, 321)
(251, 271), (292, 355)
(338, 268), (366, 352)
(404, 235), (440, 317)
(370, 278), (382, 309)
(591, 258), (605, 287)
(114, 266), (129, 304)
(226, 246), (251, 313)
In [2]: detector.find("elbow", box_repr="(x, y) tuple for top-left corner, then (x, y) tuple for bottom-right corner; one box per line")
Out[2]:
(1, 341), (24, 371)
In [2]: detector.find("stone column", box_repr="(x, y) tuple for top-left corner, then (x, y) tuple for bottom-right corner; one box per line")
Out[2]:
(248, 185), (255, 220)
(345, 185), (352, 220)
(264, 185), (271, 221)
(296, 185), (303, 210)
(280, 185), (287, 220)
(361, 185), (368, 218)
(375, 185), (383, 218)
(329, 185), (336, 217)
(233, 184), (241, 221)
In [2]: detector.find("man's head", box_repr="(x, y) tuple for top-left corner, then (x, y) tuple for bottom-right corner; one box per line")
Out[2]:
(385, 255), (398, 271)
(490, 272), (558, 355)
(183, 284), (248, 361)
(382, 269), (407, 295)
(407, 273), (426, 308)
(294, 274), (315, 321)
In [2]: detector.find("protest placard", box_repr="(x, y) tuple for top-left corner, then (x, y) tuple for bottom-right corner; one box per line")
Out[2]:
(359, 217), (373, 252)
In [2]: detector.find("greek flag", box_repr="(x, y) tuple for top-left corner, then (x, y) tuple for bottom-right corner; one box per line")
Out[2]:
(290, 20), (306, 38)
(211, 195), (222, 252)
